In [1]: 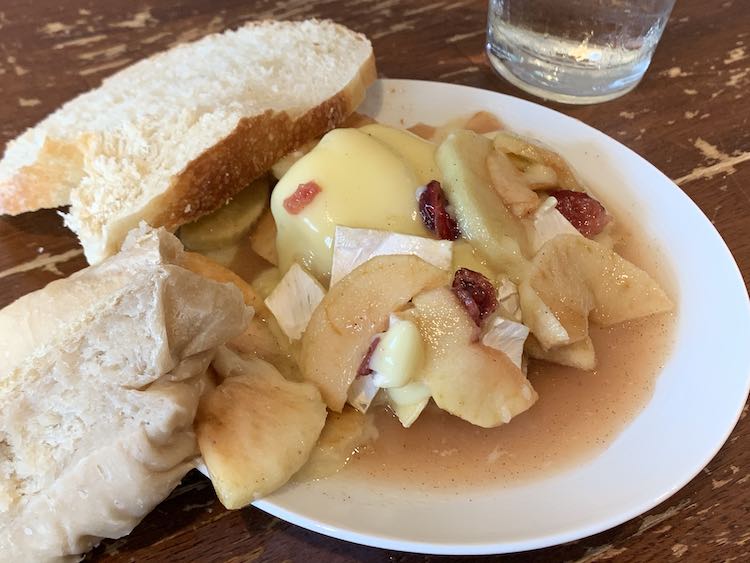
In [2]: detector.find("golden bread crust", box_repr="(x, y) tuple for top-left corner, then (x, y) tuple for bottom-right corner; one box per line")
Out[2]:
(153, 52), (376, 232)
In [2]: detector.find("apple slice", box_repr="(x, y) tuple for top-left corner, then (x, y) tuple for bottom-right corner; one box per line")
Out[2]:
(294, 406), (378, 481)
(228, 311), (300, 382)
(196, 355), (327, 508)
(413, 287), (537, 428)
(525, 334), (596, 370)
(518, 279), (571, 350)
(435, 130), (529, 279)
(528, 235), (673, 345)
(492, 131), (582, 191)
(301, 254), (449, 411)
(249, 208), (278, 266)
(486, 149), (539, 218)
(180, 177), (269, 251)
(386, 381), (431, 428)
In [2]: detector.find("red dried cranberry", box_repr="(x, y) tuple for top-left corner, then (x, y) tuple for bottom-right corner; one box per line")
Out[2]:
(452, 268), (497, 325)
(453, 286), (482, 325)
(283, 181), (322, 214)
(550, 189), (611, 237)
(418, 180), (460, 240)
(356, 337), (381, 376)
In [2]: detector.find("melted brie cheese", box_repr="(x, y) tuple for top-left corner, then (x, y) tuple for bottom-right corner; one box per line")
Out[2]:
(360, 123), (442, 185)
(370, 314), (424, 389)
(271, 127), (439, 283)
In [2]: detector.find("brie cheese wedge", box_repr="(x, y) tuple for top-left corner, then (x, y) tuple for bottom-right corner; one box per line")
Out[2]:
(527, 196), (581, 253)
(482, 316), (529, 369)
(330, 226), (452, 287)
(346, 372), (381, 414)
(264, 263), (325, 341)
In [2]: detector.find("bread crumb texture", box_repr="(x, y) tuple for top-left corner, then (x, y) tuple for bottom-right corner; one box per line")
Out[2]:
(0, 20), (375, 264)
(0, 226), (251, 561)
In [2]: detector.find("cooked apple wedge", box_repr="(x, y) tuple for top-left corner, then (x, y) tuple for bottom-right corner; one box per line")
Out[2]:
(486, 149), (540, 218)
(250, 267), (281, 300)
(386, 381), (432, 428)
(180, 177), (269, 251)
(451, 239), (495, 280)
(526, 235), (673, 347)
(294, 406), (378, 481)
(228, 312), (300, 381)
(525, 334), (596, 370)
(249, 208), (278, 266)
(518, 279), (571, 350)
(196, 355), (327, 509)
(301, 255), (449, 411)
(521, 162), (559, 189)
(412, 287), (537, 428)
(436, 130), (529, 279)
(492, 131), (582, 191)
(181, 251), (262, 309)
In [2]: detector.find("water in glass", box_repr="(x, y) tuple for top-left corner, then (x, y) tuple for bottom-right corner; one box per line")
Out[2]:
(486, 0), (676, 104)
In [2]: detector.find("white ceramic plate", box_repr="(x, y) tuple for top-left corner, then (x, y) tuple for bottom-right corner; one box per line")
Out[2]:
(252, 79), (750, 554)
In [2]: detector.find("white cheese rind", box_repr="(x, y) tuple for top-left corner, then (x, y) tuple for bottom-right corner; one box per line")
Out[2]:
(264, 263), (325, 341)
(347, 373), (380, 413)
(330, 227), (452, 287)
(482, 317), (530, 369)
(527, 197), (582, 253)
(386, 381), (431, 428)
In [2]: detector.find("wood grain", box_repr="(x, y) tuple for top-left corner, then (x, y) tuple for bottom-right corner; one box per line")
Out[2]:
(1, 0), (749, 561)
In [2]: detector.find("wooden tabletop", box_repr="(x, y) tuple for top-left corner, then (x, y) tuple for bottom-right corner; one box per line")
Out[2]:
(1, 0), (749, 561)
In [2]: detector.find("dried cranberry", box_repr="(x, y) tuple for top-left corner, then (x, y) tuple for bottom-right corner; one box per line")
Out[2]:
(283, 181), (322, 214)
(453, 286), (482, 325)
(418, 180), (460, 240)
(356, 337), (381, 376)
(452, 268), (497, 326)
(550, 189), (611, 237)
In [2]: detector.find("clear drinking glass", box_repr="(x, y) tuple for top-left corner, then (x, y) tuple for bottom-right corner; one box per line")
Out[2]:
(486, 0), (676, 104)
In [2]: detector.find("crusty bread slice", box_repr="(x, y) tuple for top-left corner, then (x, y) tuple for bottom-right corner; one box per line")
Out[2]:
(0, 19), (376, 264)
(0, 225), (251, 561)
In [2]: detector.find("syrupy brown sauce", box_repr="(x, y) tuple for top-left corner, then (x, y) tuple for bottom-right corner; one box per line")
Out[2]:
(226, 213), (676, 489)
(342, 227), (677, 489)
(344, 314), (674, 489)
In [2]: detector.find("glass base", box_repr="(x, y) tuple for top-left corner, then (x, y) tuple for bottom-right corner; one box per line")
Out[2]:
(486, 48), (642, 105)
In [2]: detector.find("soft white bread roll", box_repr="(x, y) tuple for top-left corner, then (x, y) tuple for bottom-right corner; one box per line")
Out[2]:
(0, 19), (376, 264)
(0, 225), (252, 562)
